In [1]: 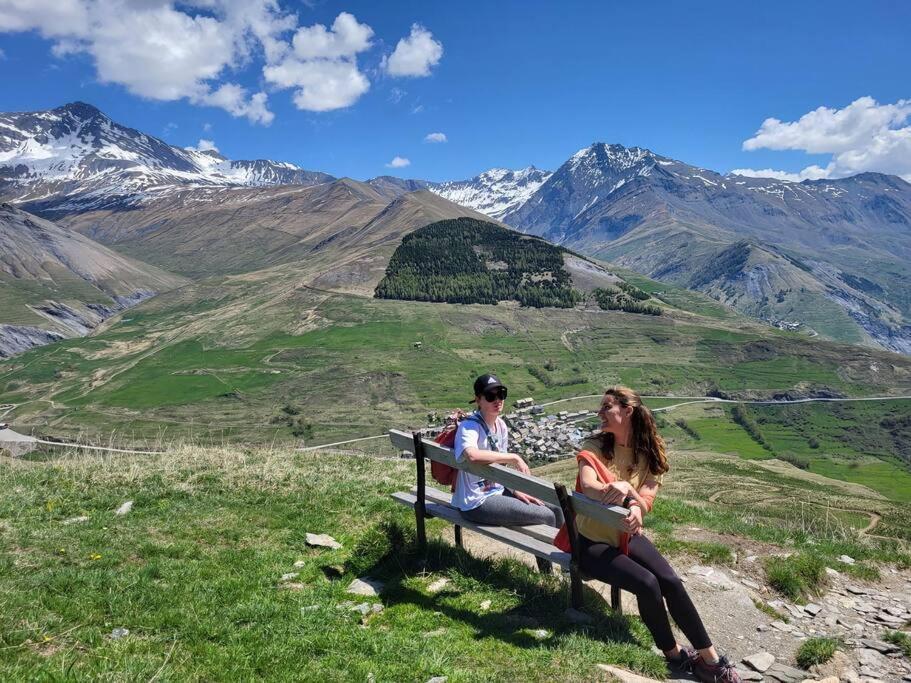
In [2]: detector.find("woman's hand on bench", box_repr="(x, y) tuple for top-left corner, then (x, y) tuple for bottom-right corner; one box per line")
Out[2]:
(512, 490), (545, 506)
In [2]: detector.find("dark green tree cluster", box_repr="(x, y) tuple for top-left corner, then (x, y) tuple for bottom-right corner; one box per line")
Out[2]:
(617, 281), (651, 301)
(591, 286), (661, 315)
(731, 403), (775, 453)
(375, 218), (582, 308)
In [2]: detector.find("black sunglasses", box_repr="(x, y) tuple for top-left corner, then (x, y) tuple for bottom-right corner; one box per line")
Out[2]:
(482, 387), (507, 402)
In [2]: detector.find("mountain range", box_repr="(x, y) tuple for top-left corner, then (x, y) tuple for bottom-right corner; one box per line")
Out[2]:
(1, 102), (910, 354)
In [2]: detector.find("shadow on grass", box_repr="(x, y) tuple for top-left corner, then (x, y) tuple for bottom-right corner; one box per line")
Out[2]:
(339, 518), (648, 655)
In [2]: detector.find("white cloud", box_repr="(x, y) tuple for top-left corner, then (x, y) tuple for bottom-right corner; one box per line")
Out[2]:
(382, 24), (442, 77)
(197, 83), (273, 125)
(386, 156), (410, 168)
(263, 12), (373, 112)
(730, 166), (829, 183)
(264, 57), (369, 112)
(185, 138), (220, 152)
(203, 122), (213, 132)
(0, 47), (5, 59)
(738, 97), (911, 182)
(0, 0), (91, 37)
(0, 0), (283, 124)
(291, 11), (372, 59)
(424, 132), (447, 143)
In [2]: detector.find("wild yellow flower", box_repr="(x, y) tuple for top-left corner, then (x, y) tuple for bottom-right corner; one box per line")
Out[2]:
(89, 553), (102, 561)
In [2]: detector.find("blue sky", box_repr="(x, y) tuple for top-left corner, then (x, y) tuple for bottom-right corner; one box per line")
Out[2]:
(1, 1), (909, 182)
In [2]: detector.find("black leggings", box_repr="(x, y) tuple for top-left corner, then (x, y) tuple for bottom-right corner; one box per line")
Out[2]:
(579, 533), (711, 651)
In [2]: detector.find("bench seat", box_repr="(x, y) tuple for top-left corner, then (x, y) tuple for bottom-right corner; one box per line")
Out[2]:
(392, 491), (571, 567)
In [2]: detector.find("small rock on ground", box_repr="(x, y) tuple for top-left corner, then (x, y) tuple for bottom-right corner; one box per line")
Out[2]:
(425, 677), (447, 683)
(427, 577), (450, 593)
(742, 651), (775, 672)
(280, 572), (299, 582)
(595, 664), (662, 683)
(479, 599), (491, 611)
(110, 628), (129, 640)
(305, 533), (342, 550)
(114, 500), (133, 515)
(347, 577), (384, 596)
(62, 516), (89, 525)
(764, 662), (809, 683)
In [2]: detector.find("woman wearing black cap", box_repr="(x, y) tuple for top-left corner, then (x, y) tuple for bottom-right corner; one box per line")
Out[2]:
(452, 373), (564, 528)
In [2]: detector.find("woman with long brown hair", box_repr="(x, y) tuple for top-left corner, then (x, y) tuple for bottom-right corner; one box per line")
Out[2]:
(575, 387), (741, 683)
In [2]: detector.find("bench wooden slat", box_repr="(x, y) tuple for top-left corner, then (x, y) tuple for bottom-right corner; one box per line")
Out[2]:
(390, 429), (629, 529)
(392, 491), (571, 567)
(419, 486), (559, 545)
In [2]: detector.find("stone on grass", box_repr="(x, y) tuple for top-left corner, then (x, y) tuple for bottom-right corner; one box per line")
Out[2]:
(824, 567), (840, 577)
(596, 664), (662, 682)
(62, 515), (90, 525)
(742, 651), (775, 672)
(803, 603), (822, 616)
(427, 577), (450, 593)
(424, 628), (446, 637)
(114, 501), (133, 516)
(305, 533), (342, 550)
(531, 628), (551, 640)
(838, 555), (855, 565)
(347, 577), (384, 597)
(479, 599), (491, 611)
(425, 677), (448, 683)
(280, 572), (299, 582)
(110, 628), (129, 640)
(293, 560), (306, 568)
(350, 602), (372, 616)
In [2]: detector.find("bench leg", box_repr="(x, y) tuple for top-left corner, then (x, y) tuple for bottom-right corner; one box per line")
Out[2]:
(536, 556), (553, 575)
(570, 566), (584, 609)
(454, 525), (463, 548)
(610, 585), (622, 614)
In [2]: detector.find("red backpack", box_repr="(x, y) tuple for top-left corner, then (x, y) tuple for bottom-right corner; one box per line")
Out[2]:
(431, 409), (478, 489)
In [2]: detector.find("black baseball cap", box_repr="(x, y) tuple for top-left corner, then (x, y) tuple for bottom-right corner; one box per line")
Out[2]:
(470, 373), (507, 402)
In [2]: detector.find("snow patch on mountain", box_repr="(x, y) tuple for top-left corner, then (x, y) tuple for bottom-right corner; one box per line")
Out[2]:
(429, 166), (552, 219)
(0, 102), (332, 213)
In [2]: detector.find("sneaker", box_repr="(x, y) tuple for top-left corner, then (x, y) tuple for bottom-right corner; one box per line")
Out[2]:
(694, 654), (741, 683)
(665, 645), (699, 674)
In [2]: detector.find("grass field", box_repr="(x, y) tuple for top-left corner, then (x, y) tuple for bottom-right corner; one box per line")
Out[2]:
(0, 445), (664, 682)
(2, 436), (909, 681)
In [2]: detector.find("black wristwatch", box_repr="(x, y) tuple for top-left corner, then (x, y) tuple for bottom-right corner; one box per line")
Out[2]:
(622, 493), (634, 508)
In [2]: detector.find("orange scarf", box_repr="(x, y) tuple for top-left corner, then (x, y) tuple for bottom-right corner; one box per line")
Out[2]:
(553, 449), (629, 555)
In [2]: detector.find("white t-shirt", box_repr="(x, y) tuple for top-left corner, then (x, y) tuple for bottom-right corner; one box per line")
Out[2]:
(452, 413), (507, 511)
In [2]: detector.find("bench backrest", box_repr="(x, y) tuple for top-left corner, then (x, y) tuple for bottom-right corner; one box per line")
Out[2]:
(388, 429), (628, 530)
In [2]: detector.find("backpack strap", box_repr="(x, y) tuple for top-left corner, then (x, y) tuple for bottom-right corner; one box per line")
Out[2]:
(463, 413), (501, 452)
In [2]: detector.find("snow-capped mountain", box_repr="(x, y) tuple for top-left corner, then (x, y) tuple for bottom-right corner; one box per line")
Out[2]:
(0, 102), (333, 215)
(498, 142), (911, 353)
(427, 166), (552, 220)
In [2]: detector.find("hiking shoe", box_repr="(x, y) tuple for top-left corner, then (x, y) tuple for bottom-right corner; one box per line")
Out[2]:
(665, 645), (699, 674)
(694, 654), (741, 683)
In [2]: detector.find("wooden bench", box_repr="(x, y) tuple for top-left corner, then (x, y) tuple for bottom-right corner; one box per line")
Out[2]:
(389, 429), (630, 612)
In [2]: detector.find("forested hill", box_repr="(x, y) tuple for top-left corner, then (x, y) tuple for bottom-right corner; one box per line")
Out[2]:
(374, 218), (582, 307)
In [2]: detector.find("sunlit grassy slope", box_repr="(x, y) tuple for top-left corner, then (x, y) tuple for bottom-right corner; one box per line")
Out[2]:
(2, 260), (909, 448)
